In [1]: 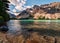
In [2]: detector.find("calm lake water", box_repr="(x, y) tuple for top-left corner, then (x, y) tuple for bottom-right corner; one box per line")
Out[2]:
(7, 20), (60, 36)
(0, 20), (60, 43)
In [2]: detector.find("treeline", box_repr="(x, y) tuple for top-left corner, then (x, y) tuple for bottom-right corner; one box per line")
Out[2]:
(0, 0), (10, 24)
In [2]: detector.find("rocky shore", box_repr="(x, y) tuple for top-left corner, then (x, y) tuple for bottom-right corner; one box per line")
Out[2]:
(0, 28), (60, 43)
(0, 22), (9, 32)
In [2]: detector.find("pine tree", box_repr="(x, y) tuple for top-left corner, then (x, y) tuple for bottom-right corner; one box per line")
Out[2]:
(0, 0), (10, 22)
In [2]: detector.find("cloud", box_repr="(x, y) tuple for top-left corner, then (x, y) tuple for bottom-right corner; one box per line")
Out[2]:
(8, 0), (18, 5)
(26, 6), (32, 8)
(8, 0), (31, 15)
(8, 0), (27, 11)
(12, 9), (16, 12)
(17, 0), (20, 2)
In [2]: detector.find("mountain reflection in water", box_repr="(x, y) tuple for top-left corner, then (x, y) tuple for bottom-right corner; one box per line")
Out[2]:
(0, 20), (60, 43)
(7, 20), (60, 35)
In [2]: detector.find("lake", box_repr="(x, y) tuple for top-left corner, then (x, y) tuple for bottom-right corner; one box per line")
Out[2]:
(0, 20), (60, 43)
(7, 20), (60, 33)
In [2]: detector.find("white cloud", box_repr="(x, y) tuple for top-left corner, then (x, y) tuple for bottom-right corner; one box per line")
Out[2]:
(8, 0), (18, 5)
(8, 0), (27, 11)
(13, 13), (20, 16)
(26, 6), (32, 8)
(12, 9), (16, 12)
(21, 0), (26, 4)
(15, 6), (23, 11)
(17, 0), (20, 2)
(8, 0), (32, 15)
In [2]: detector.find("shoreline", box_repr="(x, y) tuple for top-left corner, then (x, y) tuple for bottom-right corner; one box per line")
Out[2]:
(10, 19), (60, 22)
(0, 22), (7, 26)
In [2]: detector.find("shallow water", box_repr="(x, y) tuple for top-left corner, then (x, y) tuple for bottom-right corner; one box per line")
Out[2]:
(7, 20), (60, 33)
(0, 20), (60, 43)
(6, 20), (60, 37)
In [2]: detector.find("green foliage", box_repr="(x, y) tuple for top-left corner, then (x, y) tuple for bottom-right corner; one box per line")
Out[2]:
(0, 0), (10, 22)
(0, 16), (4, 24)
(58, 18), (60, 20)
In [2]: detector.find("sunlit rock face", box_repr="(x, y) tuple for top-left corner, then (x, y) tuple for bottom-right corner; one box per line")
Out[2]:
(33, 13), (40, 19)
(33, 13), (45, 19)
(33, 13), (60, 19)
(49, 2), (60, 9)
(32, 2), (60, 19)
(55, 13), (60, 19)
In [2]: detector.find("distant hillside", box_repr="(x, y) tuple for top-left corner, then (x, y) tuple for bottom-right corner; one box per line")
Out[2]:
(9, 13), (16, 18)
(17, 2), (60, 19)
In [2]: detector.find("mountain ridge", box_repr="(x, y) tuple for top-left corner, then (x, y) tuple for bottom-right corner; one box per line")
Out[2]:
(17, 2), (60, 19)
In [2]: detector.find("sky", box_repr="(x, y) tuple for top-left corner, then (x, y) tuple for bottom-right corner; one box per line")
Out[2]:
(8, 0), (60, 15)
(25, 0), (60, 6)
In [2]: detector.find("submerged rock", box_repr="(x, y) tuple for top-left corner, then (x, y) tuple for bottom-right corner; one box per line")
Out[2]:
(0, 26), (9, 32)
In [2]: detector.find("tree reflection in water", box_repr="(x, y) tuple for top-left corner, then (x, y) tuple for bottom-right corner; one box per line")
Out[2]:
(0, 20), (60, 43)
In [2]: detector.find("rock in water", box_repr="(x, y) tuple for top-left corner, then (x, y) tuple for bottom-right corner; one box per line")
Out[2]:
(0, 26), (9, 32)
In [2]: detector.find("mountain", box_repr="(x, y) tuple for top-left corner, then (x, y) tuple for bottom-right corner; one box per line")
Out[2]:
(9, 13), (16, 18)
(17, 2), (60, 19)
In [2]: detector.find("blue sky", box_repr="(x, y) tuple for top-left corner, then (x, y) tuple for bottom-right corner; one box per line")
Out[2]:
(25, 0), (60, 6)
(9, 0), (60, 14)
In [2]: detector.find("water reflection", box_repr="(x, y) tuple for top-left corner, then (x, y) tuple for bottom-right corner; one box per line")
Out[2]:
(7, 20), (22, 34)
(6, 20), (60, 36)
(0, 20), (60, 43)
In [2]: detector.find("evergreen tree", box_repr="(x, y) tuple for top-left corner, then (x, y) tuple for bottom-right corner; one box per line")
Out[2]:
(0, 0), (10, 22)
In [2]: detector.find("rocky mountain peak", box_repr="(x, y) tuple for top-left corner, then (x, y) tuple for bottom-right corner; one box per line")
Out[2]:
(17, 2), (60, 19)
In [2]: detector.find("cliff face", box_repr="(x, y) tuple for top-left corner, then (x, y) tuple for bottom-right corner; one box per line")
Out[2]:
(17, 2), (60, 19)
